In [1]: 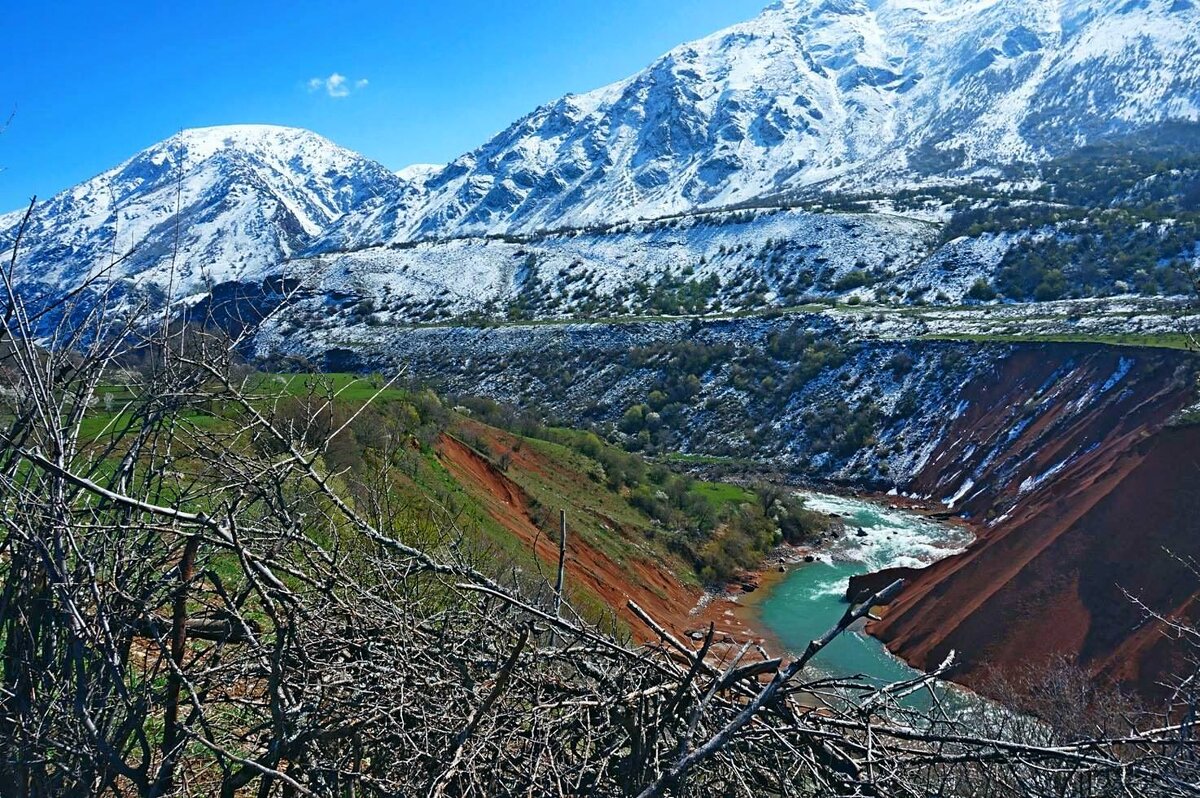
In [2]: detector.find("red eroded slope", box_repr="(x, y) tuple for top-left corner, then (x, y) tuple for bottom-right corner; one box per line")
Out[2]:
(870, 345), (1200, 699)
(436, 433), (761, 647)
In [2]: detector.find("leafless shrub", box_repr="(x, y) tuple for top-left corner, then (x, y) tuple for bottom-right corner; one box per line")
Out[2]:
(977, 656), (1143, 742)
(0, 221), (1197, 796)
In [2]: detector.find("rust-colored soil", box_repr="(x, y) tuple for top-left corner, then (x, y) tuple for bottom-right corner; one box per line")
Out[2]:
(439, 345), (1199, 702)
(436, 433), (762, 651)
(870, 346), (1200, 700)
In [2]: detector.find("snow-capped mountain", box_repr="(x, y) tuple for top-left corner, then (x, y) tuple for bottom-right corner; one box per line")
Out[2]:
(394, 164), (443, 185)
(322, 0), (1200, 245)
(315, 163), (442, 253)
(4, 0), (1200, 328)
(0, 125), (403, 302)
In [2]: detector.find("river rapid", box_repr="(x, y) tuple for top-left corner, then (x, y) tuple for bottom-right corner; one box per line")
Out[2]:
(756, 491), (975, 685)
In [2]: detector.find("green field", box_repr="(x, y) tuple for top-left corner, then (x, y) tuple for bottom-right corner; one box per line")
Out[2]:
(690, 481), (755, 510)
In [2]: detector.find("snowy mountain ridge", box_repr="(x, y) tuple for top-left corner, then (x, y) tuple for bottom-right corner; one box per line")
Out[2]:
(3, 0), (1200, 323)
(318, 0), (1200, 246)
(0, 125), (403, 303)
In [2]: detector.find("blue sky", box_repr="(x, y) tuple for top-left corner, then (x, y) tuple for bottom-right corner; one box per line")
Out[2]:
(0, 0), (767, 211)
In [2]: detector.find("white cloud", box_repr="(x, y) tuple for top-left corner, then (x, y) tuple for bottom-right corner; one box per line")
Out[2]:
(326, 73), (350, 97)
(307, 72), (368, 99)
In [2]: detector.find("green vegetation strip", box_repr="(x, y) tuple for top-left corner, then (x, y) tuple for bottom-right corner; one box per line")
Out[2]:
(921, 332), (1197, 351)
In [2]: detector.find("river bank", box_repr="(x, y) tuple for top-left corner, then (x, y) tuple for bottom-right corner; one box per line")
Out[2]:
(724, 490), (976, 684)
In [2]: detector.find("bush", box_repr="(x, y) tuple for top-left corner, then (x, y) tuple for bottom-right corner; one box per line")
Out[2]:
(967, 278), (997, 302)
(835, 270), (873, 292)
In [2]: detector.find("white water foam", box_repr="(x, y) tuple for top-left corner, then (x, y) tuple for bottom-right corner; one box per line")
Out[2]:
(797, 491), (975, 573)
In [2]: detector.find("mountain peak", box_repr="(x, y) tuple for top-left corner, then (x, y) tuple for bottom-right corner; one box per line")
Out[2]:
(7, 0), (1200, 312)
(322, 0), (1199, 244)
(174, 122), (316, 144)
(124, 124), (368, 177)
(1, 125), (403, 304)
(395, 163), (443, 185)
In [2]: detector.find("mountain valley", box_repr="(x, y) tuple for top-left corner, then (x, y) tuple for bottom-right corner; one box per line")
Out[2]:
(4, 0), (1200, 750)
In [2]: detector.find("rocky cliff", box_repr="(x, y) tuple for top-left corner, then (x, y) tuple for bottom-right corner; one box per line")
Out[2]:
(874, 391), (1200, 699)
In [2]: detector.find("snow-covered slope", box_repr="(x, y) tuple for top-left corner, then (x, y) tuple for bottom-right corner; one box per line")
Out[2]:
(4, 0), (1199, 329)
(0, 125), (403, 302)
(280, 207), (937, 331)
(321, 0), (1200, 245)
(394, 164), (443, 185)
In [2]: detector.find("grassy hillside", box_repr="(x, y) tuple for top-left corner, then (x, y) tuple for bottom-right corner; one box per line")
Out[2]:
(72, 371), (828, 635)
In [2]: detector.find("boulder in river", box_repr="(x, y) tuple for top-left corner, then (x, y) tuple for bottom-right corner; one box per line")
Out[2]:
(856, 528), (868, 538)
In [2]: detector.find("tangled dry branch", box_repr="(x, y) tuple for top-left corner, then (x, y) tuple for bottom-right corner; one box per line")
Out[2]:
(0, 262), (1197, 797)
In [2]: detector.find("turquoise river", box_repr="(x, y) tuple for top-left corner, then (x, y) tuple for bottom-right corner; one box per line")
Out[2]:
(756, 491), (975, 685)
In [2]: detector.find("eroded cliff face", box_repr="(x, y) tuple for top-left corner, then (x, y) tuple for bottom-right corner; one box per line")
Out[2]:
(872, 357), (1200, 697)
(307, 318), (1199, 697)
(902, 348), (1194, 519)
(820, 344), (1200, 699)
